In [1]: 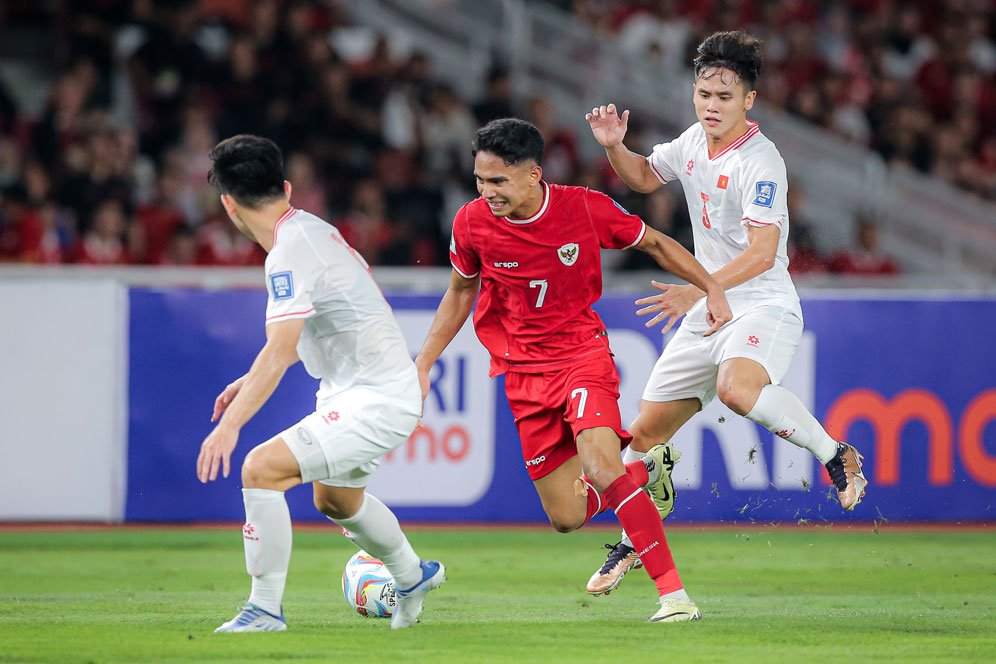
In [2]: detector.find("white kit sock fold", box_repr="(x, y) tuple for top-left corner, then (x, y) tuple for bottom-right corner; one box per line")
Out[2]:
(333, 494), (422, 589)
(242, 488), (292, 616)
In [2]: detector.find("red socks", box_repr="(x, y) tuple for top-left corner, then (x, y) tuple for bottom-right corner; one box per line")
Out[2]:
(602, 474), (682, 595)
(580, 460), (650, 523)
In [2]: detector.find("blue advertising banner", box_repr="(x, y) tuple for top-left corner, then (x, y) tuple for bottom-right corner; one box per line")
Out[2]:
(127, 289), (996, 523)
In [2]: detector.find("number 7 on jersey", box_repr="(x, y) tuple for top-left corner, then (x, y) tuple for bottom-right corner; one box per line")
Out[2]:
(529, 279), (548, 308)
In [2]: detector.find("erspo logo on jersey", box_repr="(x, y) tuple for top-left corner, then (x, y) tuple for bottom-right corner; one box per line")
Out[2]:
(368, 311), (496, 506)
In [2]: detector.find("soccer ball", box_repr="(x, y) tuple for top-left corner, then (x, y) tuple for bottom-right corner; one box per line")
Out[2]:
(341, 550), (396, 618)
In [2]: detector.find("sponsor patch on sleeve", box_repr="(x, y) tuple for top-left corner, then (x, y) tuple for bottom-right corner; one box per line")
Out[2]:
(611, 199), (631, 215)
(269, 271), (294, 300)
(753, 181), (777, 208)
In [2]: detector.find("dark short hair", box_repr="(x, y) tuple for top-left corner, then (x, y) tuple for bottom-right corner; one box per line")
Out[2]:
(207, 134), (285, 208)
(472, 118), (544, 167)
(693, 31), (763, 90)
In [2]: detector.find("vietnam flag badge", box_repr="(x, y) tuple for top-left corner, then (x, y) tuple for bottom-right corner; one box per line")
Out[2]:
(717, 174), (729, 189)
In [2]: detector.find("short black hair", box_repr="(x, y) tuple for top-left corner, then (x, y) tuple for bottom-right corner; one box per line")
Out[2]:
(693, 31), (763, 90)
(207, 134), (285, 208)
(472, 118), (544, 166)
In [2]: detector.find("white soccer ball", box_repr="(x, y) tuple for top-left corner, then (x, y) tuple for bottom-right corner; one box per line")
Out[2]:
(341, 550), (396, 618)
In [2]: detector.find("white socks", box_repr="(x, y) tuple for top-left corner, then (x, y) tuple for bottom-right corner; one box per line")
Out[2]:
(747, 384), (838, 464)
(333, 494), (423, 589)
(242, 488), (292, 616)
(619, 447), (648, 549)
(661, 587), (690, 602)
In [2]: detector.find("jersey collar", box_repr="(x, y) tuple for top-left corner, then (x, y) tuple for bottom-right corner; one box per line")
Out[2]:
(708, 120), (760, 160)
(504, 181), (549, 225)
(271, 206), (298, 247)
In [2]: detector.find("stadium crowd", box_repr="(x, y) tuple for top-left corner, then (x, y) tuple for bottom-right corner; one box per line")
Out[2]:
(0, 0), (954, 276)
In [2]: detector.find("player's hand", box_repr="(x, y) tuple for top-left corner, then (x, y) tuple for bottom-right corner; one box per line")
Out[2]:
(211, 375), (247, 422)
(702, 288), (733, 337)
(197, 424), (239, 483)
(635, 281), (702, 334)
(415, 363), (431, 427)
(586, 103), (630, 148)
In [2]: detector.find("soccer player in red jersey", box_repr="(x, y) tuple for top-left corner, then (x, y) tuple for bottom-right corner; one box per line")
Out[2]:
(415, 118), (732, 622)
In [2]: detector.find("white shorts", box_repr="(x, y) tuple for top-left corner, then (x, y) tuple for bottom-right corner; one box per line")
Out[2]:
(642, 306), (803, 406)
(281, 374), (421, 487)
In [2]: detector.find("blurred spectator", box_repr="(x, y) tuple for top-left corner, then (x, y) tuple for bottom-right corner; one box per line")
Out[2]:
(786, 183), (828, 275)
(74, 198), (130, 265)
(616, 187), (693, 271)
(286, 152), (329, 219)
(420, 84), (476, 186)
(828, 218), (900, 276)
(2, 0), (992, 273)
(472, 65), (516, 124)
(524, 95), (580, 185)
(162, 225), (199, 266)
(133, 169), (186, 265)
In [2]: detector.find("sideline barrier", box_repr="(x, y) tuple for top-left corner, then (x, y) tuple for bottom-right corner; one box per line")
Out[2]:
(126, 288), (996, 523)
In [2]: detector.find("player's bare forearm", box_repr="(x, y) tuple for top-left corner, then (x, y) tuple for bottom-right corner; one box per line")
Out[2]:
(604, 144), (661, 194)
(699, 224), (780, 296)
(415, 272), (480, 371)
(213, 343), (295, 433)
(636, 228), (722, 295)
(214, 318), (303, 433)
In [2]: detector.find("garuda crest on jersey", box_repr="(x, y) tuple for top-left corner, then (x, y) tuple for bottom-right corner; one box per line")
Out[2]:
(558, 243), (579, 266)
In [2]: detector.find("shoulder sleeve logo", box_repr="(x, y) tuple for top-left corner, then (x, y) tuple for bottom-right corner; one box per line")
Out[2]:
(611, 199), (631, 215)
(269, 271), (294, 300)
(753, 181), (777, 208)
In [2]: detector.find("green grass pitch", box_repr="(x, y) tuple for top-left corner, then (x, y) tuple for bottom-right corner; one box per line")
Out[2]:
(1, 525), (995, 663)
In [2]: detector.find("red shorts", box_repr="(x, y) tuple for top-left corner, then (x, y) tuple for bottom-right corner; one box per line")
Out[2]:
(504, 351), (632, 480)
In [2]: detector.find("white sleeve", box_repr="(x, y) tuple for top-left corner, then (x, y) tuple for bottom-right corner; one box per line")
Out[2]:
(739, 151), (788, 229)
(647, 139), (681, 184)
(264, 239), (319, 324)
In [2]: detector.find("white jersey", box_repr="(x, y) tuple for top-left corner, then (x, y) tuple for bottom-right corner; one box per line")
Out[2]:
(648, 121), (802, 331)
(263, 208), (415, 395)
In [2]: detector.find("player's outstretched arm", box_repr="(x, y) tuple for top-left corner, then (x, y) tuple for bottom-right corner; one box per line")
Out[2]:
(633, 227), (732, 335)
(586, 103), (661, 194)
(196, 317), (304, 483)
(414, 270), (480, 404)
(211, 374), (247, 423)
(705, 223), (781, 293)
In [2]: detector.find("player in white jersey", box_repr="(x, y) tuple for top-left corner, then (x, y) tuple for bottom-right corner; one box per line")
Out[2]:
(583, 31), (868, 595)
(196, 135), (444, 632)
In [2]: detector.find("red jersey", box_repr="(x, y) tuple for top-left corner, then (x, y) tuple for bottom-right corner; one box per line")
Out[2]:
(450, 182), (646, 376)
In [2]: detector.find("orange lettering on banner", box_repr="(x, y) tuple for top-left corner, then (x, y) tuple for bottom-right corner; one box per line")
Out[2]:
(441, 426), (470, 461)
(382, 425), (472, 463)
(959, 389), (996, 488)
(824, 388), (953, 486)
(406, 427), (437, 461)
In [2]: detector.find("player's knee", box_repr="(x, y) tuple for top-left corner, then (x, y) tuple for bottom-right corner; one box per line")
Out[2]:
(313, 493), (350, 520)
(627, 423), (657, 453)
(717, 379), (754, 416)
(241, 449), (272, 489)
(548, 513), (582, 533)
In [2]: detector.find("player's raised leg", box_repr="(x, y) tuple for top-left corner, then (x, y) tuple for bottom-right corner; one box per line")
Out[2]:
(316, 486), (446, 629)
(720, 357), (868, 510)
(588, 398), (699, 596)
(215, 436), (302, 633)
(576, 426), (700, 623)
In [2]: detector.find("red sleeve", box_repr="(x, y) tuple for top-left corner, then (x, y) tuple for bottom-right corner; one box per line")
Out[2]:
(584, 189), (647, 250)
(449, 204), (481, 278)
